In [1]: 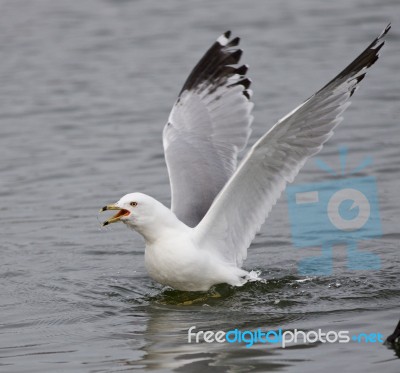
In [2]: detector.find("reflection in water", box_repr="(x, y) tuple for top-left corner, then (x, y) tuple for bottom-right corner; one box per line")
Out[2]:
(130, 305), (293, 372)
(102, 276), (400, 371)
(113, 280), (319, 371)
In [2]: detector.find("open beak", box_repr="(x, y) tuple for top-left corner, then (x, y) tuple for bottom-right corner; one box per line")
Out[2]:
(100, 204), (130, 226)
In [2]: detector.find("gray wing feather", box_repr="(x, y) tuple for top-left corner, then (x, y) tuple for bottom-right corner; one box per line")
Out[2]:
(163, 31), (254, 227)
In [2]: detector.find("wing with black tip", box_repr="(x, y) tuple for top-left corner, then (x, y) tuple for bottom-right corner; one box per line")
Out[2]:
(163, 31), (254, 227)
(194, 24), (390, 266)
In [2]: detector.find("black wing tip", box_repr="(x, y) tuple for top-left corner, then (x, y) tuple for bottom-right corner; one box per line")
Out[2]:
(370, 23), (391, 51)
(370, 22), (391, 54)
(217, 30), (234, 46)
(228, 77), (252, 99)
(243, 90), (252, 100)
(227, 36), (240, 48)
(361, 23), (391, 68)
(235, 64), (249, 76)
(231, 77), (251, 90)
(356, 72), (366, 84)
(230, 48), (243, 62)
(350, 71), (367, 96)
(179, 31), (251, 96)
(232, 65), (252, 99)
(224, 30), (231, 39)
(320, 23), (391, 96)
(379, 22), (391, 39)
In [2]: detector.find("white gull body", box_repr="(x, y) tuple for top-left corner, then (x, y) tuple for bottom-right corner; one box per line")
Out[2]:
(102, 26), (390, 292)
(108, 193), (249, 291)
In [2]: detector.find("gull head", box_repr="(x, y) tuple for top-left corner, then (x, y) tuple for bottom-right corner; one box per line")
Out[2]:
(101, 192), (179, 241)
(101, 193), (158, 228)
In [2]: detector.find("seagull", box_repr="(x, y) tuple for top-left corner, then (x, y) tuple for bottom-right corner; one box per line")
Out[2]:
(101, 25), (390, 292)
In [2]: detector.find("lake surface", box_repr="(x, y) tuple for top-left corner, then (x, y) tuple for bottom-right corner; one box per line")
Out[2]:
(1, 0), (399, 372)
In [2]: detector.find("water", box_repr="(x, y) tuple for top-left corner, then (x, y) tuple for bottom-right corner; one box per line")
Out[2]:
(1, 0), (400, 371)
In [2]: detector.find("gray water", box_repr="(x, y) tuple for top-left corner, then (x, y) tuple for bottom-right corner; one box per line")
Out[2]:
(1, 0), (400, 372)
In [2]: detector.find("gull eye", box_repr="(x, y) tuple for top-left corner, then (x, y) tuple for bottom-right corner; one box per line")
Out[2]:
(130, 202), (138, 207)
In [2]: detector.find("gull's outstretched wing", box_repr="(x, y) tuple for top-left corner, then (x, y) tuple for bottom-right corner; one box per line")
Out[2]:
(163, 31), (254, 227)
(193, 24), (391, 267)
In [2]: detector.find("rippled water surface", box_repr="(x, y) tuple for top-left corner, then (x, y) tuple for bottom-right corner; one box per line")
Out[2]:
(1, 0), (400, 372)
